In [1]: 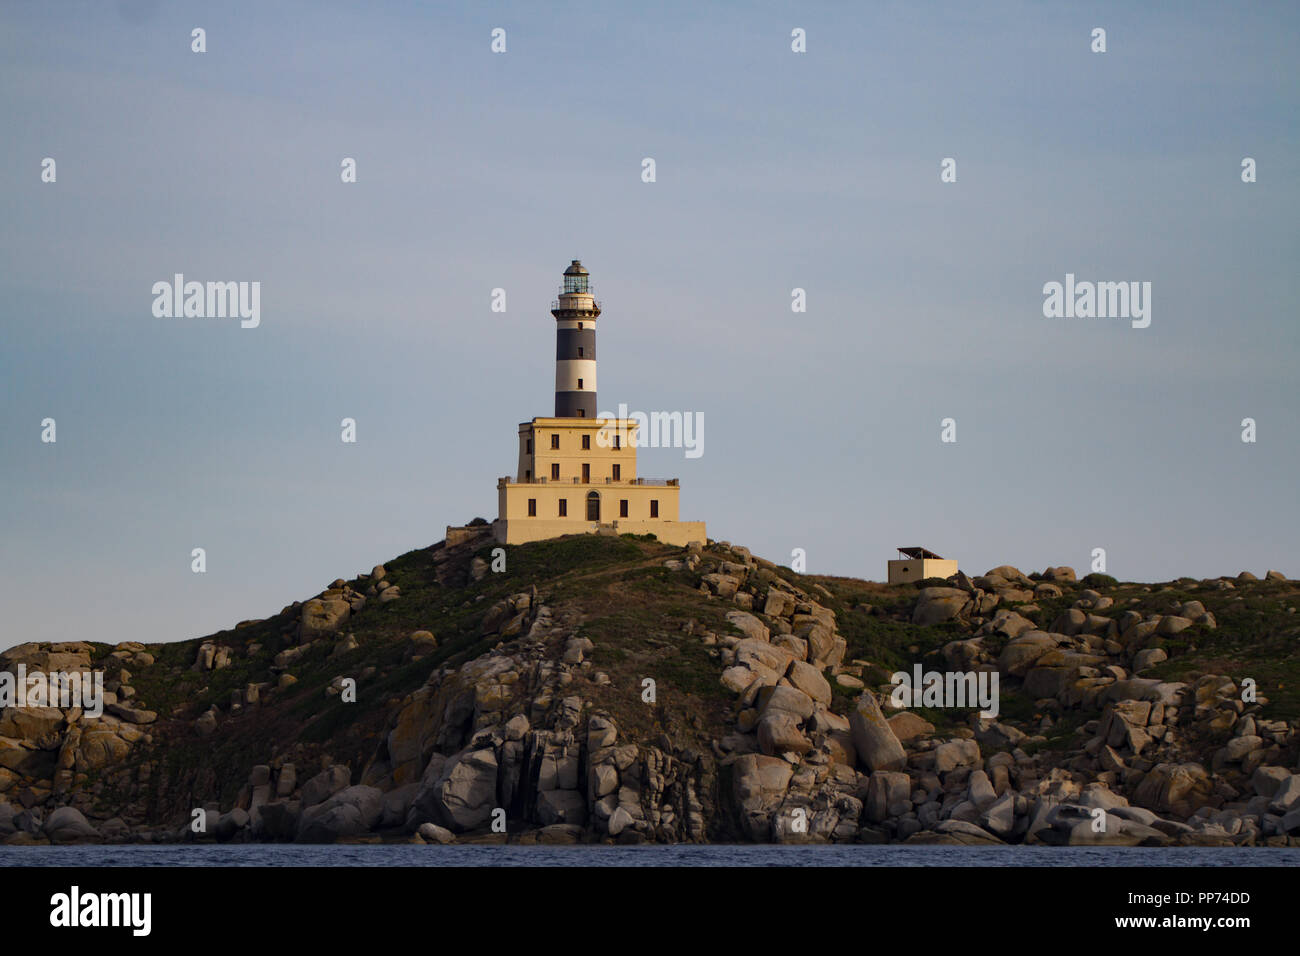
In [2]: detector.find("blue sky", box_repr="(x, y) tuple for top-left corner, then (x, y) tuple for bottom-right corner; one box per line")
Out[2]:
(1, 1), (1297, 648)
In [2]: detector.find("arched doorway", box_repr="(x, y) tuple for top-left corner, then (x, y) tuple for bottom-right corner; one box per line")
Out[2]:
(586, 491), (600, 521)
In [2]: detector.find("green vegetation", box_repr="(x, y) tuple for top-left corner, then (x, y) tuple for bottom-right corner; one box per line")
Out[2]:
(1082, 572), (1119, 589)
(915, 577), (953, 589)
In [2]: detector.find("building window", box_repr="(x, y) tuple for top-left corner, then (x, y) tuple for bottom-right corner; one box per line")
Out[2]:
(558, 499), (567, 517)
(526, 439), (532, 454)
(578, 322), (583, 329)
(586, 491), (600, 521)
(551, 434), (559, 449)
(613, 435), (621, 450)
(620, 499), (629, 518)
(577, 378), (584, 389)
(528, 499), (537, 517)
(612, 464), (621, 481)
(581, 463), (590, 483)
(582, 434), (591, 450)
(551, 463), (560, 480)
(525, 469), (531, 481)
(578, 347), (584, 357)
(578, 409), (585, 417)
(650, 499), (659, 518)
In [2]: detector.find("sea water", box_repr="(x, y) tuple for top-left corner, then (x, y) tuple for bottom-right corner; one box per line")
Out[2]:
(3, 844), (1297, 867)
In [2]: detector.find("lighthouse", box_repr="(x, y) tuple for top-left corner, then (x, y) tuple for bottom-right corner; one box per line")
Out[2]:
(552, 260), (600, 418)
(479, 258), (706, 548)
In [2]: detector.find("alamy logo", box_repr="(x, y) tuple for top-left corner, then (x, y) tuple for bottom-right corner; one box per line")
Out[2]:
(1042, 273), (1151, 328)
(596, 403), (704, 459)
(49, 886), (151, 936)
(890, 665), (1000, 718)
(0, 666), (103, 718)
(152, 274), (261, 328)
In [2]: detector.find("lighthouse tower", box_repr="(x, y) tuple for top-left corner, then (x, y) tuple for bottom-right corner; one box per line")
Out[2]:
(479, 258), (706, 549)
(552, 260), (600, 418)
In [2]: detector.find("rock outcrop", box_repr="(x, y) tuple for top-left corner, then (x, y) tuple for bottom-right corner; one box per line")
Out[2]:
(0, 536), (1295, 849)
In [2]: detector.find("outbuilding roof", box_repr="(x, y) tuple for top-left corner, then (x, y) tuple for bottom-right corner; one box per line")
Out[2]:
(896, 547), (944, 560)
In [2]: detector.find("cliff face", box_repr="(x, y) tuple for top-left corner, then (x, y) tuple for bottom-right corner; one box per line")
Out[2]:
(2, 532), (1298, 848)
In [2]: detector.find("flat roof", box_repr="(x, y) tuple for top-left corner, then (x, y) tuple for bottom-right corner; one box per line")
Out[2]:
(521, 417), (642, 428)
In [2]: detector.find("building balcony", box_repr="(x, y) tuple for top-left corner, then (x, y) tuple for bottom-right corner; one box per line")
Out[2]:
(550, 299), (602, 312)
(499, 476), (678, 488)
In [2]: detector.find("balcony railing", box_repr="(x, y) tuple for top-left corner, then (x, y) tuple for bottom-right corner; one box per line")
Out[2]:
(550, 299), (602, 312)
(499, 476), (678, 487)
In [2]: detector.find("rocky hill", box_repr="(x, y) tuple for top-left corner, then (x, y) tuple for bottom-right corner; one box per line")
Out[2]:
(2, 530), (1299, 848)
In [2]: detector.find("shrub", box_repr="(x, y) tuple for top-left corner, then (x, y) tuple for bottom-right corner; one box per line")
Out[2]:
(915, 577), (954, 589)
(1082, 573), (1118, 588)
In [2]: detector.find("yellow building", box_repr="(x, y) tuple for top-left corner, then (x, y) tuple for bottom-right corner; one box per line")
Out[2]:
(887, 547), (959, 585)
(491, 261), (706, 548)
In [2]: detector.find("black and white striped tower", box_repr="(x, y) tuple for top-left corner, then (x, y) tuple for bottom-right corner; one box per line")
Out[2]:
(551, 260), (600, 417)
